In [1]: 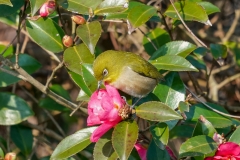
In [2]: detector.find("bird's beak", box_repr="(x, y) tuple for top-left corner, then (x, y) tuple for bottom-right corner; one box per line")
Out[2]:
(97, 80), (102, 91)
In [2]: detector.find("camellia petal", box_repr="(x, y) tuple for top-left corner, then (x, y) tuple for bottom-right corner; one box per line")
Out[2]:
(90, 122), (117, 142)
(134, 143), (147, 160)
(215, 142), (240, 156)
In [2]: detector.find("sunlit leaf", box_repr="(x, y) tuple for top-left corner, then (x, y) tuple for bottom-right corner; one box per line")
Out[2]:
(0, 92), (34, 125)
(51, 127), (97, 160)
(26, 17), (64, 53)
(229, 126), (240, 145)
(197, 2), (220, 15)
(0, 0), (12, 6)
(76, 21), (102, 54)
(94, 0), (129, 15)
(179, 135), (217, 158)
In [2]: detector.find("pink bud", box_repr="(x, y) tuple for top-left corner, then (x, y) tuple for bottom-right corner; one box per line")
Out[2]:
(4, 152), (16, 160)
(40, 0), (56, 17)
(71, 15), (86, 25)
(62, 35), (73, 47)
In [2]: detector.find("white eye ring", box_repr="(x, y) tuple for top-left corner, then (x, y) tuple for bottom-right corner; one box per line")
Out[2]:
(103, 69), (108, 77)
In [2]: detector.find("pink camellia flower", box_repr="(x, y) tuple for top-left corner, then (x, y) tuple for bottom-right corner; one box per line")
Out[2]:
(134, 143), (147, 160)
(39, 0), (55, 17)
(205, 142), (240, 160)
(87, 84), (126, 142)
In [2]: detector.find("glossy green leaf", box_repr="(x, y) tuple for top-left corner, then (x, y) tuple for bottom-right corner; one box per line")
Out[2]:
(210, 43), (227, 59)
(152, 55), (198, 72)
(94, 0), (129, 15)
(147, 140), (170, 160)
(179, 135), (217, 158)
(0, 92), (34, 125)
(0, 0), (24, 17)
(93, 129), (118, 160)
(150, 41), (197, 60)
(165, 1), (210, 25)
(143, 28), (170, 56)
(64, 43), (94, 75)
(29, 0), (45, 16)
(26, 17), (64, 53)
(51, 127), (97, 160)
(81, 63), (98, 93)
(136, 101), (182, 121)
(0, 147), (4, 159)
(193, 47), (208, 58)
(153, 72), (185, 109)
(60, 0), (102, 15)
(112, 121), (138, 160)
(10, 125), (33, 156)
(186, 103), (233, 128)
(150, 123), (169, 148)
(229, 126), (240, 145)
(76, 21), (102, 54)
(169, 125), (194, 139)
(178, 101), (189, 113)
(39, 84), (71, 111)
(128, 4), (156, 28)
(0, 0), (12, 6)
(197, 2), (220, 15)
(76, 90), (90, 101)
(186, 55), (206, 70)
(192, 116), (216, 138)
(0, 54), (41, 87)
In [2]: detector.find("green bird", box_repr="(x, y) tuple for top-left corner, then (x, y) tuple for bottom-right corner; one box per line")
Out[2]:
(93, 50), (163, 98)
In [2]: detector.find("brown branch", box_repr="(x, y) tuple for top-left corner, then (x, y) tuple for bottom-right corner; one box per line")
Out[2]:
(169, 0), (208, 48)
(217, 73), (240, 90)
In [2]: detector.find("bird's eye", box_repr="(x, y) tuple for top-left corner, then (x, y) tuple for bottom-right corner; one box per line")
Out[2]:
(102, 69), (108, 77)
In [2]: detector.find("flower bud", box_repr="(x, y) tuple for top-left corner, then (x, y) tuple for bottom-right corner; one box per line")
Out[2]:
(4, 152), (16, 160)
(62, 35), (73, 47)
(71, 15), (86, 25)
(40, 0), (56, 17)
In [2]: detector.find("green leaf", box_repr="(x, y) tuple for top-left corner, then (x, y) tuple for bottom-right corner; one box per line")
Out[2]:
(147, 140), (170, 160)
(50, 127), (97, 160)
(0, 147), (4, 159)
(29, 0), (45, 16)
(229, 126), (240, 145)
(165, 1), (210, 25)
(153, 72), (185, 109)
(0, 54), (41, 87)
(93, 129), (118, 160)
(136, 101), (182, 121)
(197, 2), (220, 15)
(178, 101), (189, 113)
(150, 41), (197, 60)
(0, 92), (34, 125)
(0, 0), (12, 6)
(112, 121), (138, 160)
(179, 135), (217, 158)
(94, 0), (129, 15)
(10, 125), (33, 156)
(169, 125), (194, 139)
(143, 28), (171, 56)
(150, 123), (169, 148)
(185, 103), (233, 128)
(81, 63), (98, 93)
(0, 0), (24, 17)
(210, 43), (227, 60)
(151, 55), (198, 72)
(76, 21), (102, 54)
(26, 17), (64, 53)
(39, 84), (71, 111)
(0, 44), (13, 57)
(128, 4), (156, 28)
(64, 43), (94, 75)
(60, 0), (102, 15)
(192, 116), (216, 138)
(186, 55), (206, 70)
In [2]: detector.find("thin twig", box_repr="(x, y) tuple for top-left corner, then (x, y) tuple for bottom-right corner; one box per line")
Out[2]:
(138, 28), (158, 51)
(222, 9), (240, 42)
(217, 73), (240, 90)
(158, 11), (173, 40)
(187, 72), (202, 95)
(169, 0), (207, 48)
(20, 35), (29, 53)
(184, 84), (240, 119)
(44, 61), (64, 91)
